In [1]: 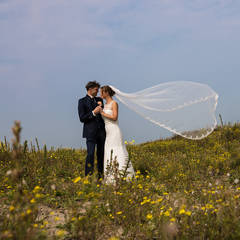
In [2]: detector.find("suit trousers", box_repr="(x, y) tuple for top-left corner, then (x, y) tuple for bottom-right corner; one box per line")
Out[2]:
(85, 128), (106, 178)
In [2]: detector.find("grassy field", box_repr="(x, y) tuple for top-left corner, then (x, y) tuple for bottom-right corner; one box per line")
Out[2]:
(1, 121), (240, 239)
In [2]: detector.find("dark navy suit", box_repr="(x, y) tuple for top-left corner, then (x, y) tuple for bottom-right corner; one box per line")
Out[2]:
(78, 95), (106, 178)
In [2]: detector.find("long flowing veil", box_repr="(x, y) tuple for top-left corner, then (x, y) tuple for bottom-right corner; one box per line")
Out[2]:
(109, 81), (219, 140)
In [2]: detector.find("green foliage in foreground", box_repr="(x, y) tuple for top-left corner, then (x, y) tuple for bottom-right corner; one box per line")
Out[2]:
(1, 122), (240, 239)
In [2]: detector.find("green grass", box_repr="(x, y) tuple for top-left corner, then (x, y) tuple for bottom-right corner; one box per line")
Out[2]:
(1, 122), (240, 239)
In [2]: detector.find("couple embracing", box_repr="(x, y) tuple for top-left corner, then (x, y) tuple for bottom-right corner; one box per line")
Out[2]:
(78, 81), (135, 184)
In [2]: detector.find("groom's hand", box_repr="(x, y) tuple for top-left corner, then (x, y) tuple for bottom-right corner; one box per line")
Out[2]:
(93, 106), (102, 115)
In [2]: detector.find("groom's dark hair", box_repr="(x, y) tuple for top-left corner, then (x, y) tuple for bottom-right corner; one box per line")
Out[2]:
(85, 81), (100, 90)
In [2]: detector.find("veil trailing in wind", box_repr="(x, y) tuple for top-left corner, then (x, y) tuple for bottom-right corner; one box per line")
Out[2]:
(109, 81), (219, 140)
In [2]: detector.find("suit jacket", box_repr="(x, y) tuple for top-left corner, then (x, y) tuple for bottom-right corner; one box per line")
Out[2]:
(78, 95), (105, 138)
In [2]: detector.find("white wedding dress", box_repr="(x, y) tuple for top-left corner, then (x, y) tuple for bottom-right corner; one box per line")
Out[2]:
(102, 101), (135, 183)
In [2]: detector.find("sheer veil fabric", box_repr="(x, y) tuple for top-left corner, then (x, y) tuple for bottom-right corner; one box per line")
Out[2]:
(109, 81), (219, 140)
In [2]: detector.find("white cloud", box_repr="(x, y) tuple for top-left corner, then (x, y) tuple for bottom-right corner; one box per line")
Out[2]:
(1, 0), (239, 52)
(1, 0), (240, 83)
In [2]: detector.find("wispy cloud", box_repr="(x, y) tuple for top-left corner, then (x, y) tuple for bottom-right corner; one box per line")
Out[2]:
(0, 0), (239, 89)
(1, 0), (239, 53)
(0, 0), (239, 85)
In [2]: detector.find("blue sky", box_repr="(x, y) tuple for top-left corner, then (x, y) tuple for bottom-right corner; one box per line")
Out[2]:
(0, 0), (240, 148)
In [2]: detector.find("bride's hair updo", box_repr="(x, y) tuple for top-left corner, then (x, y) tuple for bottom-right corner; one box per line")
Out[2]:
(101, 85), (116, 97)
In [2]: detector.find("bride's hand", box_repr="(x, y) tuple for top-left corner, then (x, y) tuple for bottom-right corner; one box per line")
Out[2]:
(100, 110), (106, 117)
(97, 101), (102, 107)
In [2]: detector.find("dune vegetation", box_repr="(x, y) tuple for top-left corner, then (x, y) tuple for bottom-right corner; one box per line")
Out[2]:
(1, 121), (240, 239)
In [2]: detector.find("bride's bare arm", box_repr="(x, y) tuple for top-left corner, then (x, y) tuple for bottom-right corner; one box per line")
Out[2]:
(100, 101), (118, 121)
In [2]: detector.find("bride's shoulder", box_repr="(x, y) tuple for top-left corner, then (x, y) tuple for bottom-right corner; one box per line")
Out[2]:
(112, 100), (118, 106)
(111, 101), (118, 111)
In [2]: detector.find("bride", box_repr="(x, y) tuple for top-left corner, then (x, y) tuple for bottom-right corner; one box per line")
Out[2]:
(99, 85), (135, 183)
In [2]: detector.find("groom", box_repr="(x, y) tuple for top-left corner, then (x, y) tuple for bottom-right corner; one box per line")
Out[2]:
(78, 81), (106, 179)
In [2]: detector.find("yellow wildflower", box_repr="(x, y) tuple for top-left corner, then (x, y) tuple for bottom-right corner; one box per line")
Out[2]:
(116, 192), (123, 195)
(108, 237), (120, 240)
(56, 230), (65, 237)
(116, 211), (122, 215)
(179, 209), (186, 215)
(73, 176), (81, 183)
(146, 213), (153, 220)
(83, 179), (89, 184)
(164, 211), (170, 216)
(186, 211), (192, 216)
(9, 206), (15, 211)
(26, 209), (32, 214)
(33, 186), (41, 193)
(35, 193), (42, 198)
(206, 204), (214, 209)
(211, 209), (218, 214)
